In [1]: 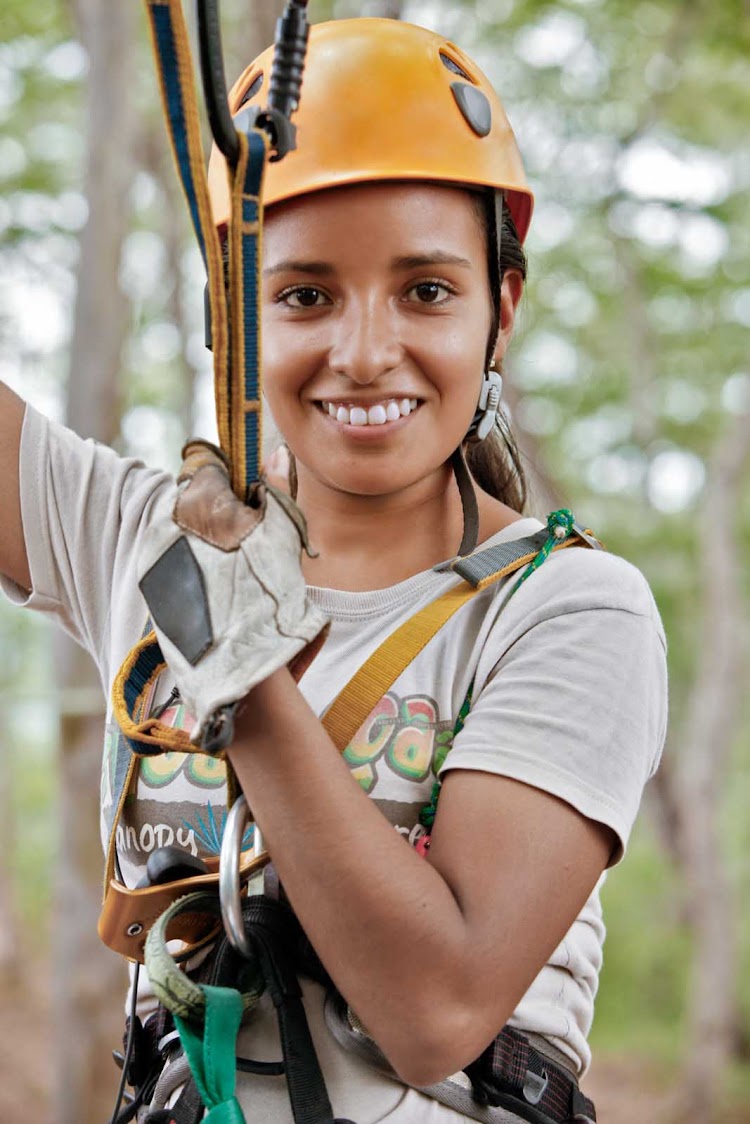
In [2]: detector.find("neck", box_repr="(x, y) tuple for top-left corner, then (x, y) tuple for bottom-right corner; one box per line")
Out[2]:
(297, 464), (524, 591)
(299, 465), (465, 591)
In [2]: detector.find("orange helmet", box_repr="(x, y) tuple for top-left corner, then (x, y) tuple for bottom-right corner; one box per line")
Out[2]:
(207, 18), (533, 240)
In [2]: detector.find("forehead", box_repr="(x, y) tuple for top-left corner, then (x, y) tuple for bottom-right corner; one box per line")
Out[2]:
(262, 181), (487, 261)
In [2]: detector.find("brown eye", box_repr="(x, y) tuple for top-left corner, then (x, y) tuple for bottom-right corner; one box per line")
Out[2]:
(282, 287), (327, 308)
(408, 281), (451, 304)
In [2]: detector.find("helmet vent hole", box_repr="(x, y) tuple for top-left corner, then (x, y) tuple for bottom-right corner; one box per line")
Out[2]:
(439, 51), (471, 81)
(239, 72), (264, 107)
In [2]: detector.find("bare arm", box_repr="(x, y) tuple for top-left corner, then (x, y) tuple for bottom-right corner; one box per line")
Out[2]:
(0, 383), (30, 592)
(228, 667), (614, 1087)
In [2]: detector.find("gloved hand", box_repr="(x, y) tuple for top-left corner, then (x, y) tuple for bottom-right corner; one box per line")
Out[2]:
(137, 440), (328, 751)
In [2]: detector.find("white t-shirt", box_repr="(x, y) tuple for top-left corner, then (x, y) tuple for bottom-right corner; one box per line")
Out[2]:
(3, 407), (667, 1115)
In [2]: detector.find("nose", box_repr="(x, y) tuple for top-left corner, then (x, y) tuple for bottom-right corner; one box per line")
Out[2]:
(327, 294), (404, 385)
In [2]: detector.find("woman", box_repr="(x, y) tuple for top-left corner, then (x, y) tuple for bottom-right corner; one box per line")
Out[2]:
(0, 17), (667, 1124)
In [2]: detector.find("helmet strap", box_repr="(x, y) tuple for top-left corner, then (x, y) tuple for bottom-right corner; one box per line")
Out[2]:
(451, 445), (480, 557)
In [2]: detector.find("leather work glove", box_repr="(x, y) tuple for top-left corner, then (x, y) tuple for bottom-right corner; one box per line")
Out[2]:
(137, 440), (329, 751)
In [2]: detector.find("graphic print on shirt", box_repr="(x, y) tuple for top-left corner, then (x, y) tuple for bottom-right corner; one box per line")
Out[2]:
(343, 691), (454, 792)
(104, 688), (456, 879)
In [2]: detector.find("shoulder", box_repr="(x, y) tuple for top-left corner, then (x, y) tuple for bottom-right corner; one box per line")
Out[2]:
(478, 532), (664, 633)
(471, 537), (667, 684)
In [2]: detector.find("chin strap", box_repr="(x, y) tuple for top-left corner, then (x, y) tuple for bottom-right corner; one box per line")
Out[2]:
(451, 445), (480, 557)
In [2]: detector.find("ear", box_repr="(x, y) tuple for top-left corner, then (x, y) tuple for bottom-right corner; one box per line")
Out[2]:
(493, 269), (524, 366)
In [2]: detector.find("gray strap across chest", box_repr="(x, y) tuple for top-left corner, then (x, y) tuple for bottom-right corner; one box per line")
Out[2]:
(439, 523), (600, 589)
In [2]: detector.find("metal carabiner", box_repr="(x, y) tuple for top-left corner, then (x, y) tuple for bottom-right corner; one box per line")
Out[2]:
(219, 794), (264, 957)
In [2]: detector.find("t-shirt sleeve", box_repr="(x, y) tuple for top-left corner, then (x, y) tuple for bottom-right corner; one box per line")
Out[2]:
(0, 404), (171, 662)
(438, 548), (668, 863)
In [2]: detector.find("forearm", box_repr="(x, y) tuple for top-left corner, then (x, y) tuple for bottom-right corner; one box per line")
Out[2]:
(227, 667), (480, 1083)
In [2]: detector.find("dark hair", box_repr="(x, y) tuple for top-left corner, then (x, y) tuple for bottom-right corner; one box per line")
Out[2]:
(465, 193), (528, 514)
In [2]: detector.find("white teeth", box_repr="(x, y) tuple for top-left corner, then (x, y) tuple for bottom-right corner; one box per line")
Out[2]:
(323, 398), (419, 425)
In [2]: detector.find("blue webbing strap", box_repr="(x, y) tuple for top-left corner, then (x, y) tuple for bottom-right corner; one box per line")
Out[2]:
(227, 127), (268, 495)
(143, 0), (266, 493)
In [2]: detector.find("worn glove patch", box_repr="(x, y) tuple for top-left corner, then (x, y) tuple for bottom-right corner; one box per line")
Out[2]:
(139, 536), (214, 667)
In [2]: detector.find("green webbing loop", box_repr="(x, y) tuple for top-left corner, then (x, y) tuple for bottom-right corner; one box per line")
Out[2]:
(174, 985), (245, 1123)
(511, 508), (576, 595)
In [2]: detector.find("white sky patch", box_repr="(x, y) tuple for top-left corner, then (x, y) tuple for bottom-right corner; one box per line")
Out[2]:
(27, 122), (83, 165)
(677, 213), (729, 273)
(585, 448), (647, 495)
(56, 191), (88, 232)
(130, 172), (162, 214)
(618, 138), (732, 207)
(647, 449), (706, 513)
(0, 136), (27, 179)
(192, 364), (220, 444)
(649, 292), (697, 334)
(518, 331), (579, 387)
(643, 52), (679, 94)
(562, 408), (633, 460)
(3, 279), (70, 354)
(629, 203), (679, 248)
(516, 395), (563, 437)
(42, 40), (88, 82)
(553, 282), (597, 327)
(140, 320), (181, 364)
(119, 230), (167, 301)
(662, 380), (708, 424)
(0, 63), (23, 113)
(515, 11), (588, 68)
(722, 289), (750, 328)
(561, 40), (609, 97)
(527, 200), (575, 251)
(720, 372), (750, 414)
(121, 405), (183, 471)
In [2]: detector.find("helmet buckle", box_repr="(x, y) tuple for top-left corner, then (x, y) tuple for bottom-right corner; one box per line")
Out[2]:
(473, 369), (503, 441)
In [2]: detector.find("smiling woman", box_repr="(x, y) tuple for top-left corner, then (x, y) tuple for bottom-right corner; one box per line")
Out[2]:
(259, 181), (524, 583)
(0, 15), (667, 1124)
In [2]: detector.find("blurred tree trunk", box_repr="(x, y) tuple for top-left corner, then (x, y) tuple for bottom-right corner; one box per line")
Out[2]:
(54, 0), (136, 1119)
(669, 407), (749, 1123)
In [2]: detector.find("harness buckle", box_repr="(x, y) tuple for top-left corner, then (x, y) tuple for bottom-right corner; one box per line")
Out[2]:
(522, 1067), (549, 1105)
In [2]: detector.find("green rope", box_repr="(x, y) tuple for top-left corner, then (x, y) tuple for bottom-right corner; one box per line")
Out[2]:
(511, 508), (575, 596)
(419, 681), (474, 830)
(174, 985), (245, 1123)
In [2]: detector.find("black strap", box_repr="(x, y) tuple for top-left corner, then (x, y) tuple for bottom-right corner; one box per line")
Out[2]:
(451, 445), (480, 556)
(206, 896), (344, 1124)
(464, 1026), (596, 1123)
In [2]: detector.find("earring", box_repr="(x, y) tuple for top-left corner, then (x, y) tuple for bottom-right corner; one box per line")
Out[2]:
(472, 359), (503, 441)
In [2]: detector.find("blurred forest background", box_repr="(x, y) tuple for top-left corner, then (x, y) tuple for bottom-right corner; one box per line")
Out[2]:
(1, 0), (748, 1121)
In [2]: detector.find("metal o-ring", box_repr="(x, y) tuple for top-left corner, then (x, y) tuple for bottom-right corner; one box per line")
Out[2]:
(126, 922), (144, 938)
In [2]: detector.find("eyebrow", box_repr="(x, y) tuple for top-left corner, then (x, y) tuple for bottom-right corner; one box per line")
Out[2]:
(263, 251), (473, 277)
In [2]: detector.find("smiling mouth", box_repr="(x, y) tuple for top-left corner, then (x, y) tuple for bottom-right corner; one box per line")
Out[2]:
(318, 398), (420, 426)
